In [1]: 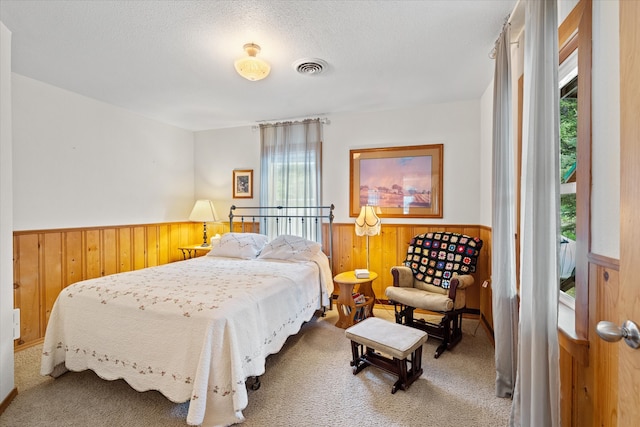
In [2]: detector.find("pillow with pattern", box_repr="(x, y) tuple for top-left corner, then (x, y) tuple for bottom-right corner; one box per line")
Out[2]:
(257, 235), (322, 261)
(207, 232), (269, 259)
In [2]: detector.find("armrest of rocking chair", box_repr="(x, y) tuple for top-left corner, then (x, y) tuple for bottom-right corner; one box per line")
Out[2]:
(448, 274), (475, 300)
(390, 266), (414, 287)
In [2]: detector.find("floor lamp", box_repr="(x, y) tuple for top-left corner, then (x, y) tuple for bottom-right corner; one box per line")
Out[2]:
(354, 205), (381, 271)
(189, 200), (219, 246)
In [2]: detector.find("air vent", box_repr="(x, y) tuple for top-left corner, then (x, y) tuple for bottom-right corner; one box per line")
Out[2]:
(293, 58), (328, 75)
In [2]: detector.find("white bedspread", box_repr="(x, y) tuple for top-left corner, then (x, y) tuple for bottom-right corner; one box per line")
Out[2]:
(41, 253), (333, 426)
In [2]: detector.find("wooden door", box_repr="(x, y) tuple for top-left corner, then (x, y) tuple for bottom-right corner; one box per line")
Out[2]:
(617, 2), (640, 425)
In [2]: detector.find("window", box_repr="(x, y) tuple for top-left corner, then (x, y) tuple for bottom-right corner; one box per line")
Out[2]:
(559, 49), (578, 299)
(267, 152), (319, 207)
(514, 0), (590, 342)
(557, 0), (591, 340)
(259, 119), (323, 240)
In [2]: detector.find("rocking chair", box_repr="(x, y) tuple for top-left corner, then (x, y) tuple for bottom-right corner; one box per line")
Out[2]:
(385, 232), (483, 358)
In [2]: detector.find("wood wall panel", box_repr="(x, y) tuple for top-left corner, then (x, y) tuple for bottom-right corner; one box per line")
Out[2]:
(133, 226), (146, 270)
(478, 227), (494, 337)
(118, 227), (132, 272)
(13, 234), (41, 346)
(160, 224), (175, 263)
(146, 225), (159, 267)
(85, 229), (101, 280)
(65, 231), (82, 287)
(168, 225), (182, 264)
(158, 224), (170, 266)
(560, 345), (574, 427)
(332, 225), (354, 273)
(558, 256), (620, 427)
(13, 221), (491, 350)
(103, 228), (118, 276)
(42, 233), (63, 326)
(591, 263), (619, 427)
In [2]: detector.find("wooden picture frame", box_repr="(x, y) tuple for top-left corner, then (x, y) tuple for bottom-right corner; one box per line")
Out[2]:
(349, 144), (443, 218)
(232, 169), (253, 199)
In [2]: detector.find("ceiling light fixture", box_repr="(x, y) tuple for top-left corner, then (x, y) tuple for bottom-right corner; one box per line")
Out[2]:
(234, 43), (271, 81)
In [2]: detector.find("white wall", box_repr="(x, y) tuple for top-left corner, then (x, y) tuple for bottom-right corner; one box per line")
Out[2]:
(1, 20), (15, 405)
(591, 0), (620, 258)
(194, 126), (260, 219)
(479, 81), (494, 227)
(326, 102), (482, 224)
(194, 100), (483, 225)
(12, 74), (196, 230)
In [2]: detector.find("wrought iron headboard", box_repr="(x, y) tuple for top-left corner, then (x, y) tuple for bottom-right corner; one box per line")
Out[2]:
(228, 204), (335, 272)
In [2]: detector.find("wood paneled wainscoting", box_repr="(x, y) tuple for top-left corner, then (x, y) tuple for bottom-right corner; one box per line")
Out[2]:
(13, 222), (492, 351)
(12, 221), (229, 350)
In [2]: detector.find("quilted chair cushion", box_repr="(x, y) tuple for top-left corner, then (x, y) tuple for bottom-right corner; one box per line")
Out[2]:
(404, 232), (483, 290)
(385, 285), (467, 312)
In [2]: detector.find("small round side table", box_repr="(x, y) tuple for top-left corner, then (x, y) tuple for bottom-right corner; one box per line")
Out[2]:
(333, 271), (378, 329)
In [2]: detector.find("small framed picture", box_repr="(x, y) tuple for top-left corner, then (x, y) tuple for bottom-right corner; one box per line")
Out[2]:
(233, 169), (253, 199)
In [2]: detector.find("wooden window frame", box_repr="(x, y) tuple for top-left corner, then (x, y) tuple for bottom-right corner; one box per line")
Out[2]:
(559, 0), (592, 342)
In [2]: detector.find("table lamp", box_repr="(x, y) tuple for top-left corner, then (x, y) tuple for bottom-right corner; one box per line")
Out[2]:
(189, 200), (219, 247)
(354, 205), (381, 271)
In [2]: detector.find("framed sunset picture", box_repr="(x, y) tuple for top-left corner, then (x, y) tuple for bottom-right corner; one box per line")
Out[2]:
(349, 144), (443, 218)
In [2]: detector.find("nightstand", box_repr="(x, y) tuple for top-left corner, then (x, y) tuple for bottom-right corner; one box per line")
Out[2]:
(333, 271), (378, 329)
(178, 244), (211, 260)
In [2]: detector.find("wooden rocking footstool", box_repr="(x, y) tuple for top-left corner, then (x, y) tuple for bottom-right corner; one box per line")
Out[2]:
(345, 317), (428, 393)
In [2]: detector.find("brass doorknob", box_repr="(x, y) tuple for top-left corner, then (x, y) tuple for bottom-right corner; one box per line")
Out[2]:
(596, 320), (640, 349)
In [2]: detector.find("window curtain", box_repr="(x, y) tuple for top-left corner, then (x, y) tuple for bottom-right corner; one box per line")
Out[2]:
(491, 22), (519, 399)
(259, 119), (322, 241)
(511, 0), (560, 426)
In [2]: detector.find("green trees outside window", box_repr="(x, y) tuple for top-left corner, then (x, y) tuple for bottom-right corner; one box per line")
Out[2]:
(559, 76), (577, 297)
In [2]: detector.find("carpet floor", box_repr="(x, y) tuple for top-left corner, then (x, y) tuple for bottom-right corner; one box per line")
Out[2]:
(1, 307), (511, 426)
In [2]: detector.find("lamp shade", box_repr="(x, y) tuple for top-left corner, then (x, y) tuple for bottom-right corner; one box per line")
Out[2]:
(354, 205), (381, 236)
(189, 200), (219, 222)
(234, 43), (271, 81)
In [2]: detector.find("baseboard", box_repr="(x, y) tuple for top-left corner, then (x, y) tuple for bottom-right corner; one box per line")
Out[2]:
(14, 337), (44, 352)
(0, 387), (18, 416)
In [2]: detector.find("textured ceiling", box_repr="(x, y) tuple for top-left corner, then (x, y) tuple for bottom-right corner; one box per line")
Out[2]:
(1, 0), (516, 131)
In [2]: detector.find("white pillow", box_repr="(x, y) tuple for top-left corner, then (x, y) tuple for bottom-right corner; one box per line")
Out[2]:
(257, 235), (322, 261)
(207, 232), (269, 259)
(210, 234), (222, 247)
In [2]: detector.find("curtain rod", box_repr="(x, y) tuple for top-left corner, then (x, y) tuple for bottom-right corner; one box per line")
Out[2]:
(251, 117), (329, 131)
(489, 0), (523, 59)
(489, 15), (520, 59)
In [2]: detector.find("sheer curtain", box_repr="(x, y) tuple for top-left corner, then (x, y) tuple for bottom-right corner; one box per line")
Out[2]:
(259, 119), (322, 240)
(491, 23), (519, 399)
(511, 0), (560, 426)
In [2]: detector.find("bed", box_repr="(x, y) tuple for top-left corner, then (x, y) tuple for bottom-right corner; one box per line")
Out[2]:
(40, 205), (335, 427)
